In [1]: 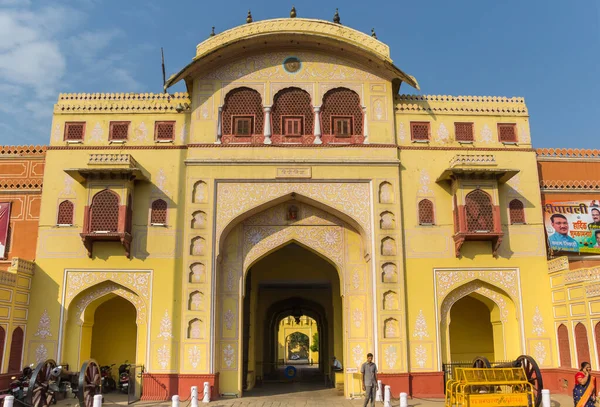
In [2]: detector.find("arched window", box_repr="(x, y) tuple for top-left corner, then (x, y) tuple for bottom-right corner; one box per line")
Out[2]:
(8, 327), (23, 372)
(575, 322), (591, 367)
(321, 88), (363, 136)
(465, 190), (494, 232)
(558, 324), (571, 367)
(89, 190), (119, 232)
(418, 199), (435, 225)
(272, 88), (313, 137)
(222, 87), (264, 136)
(57, 200), (74, 225)
(509, 199), (525, 224)
(150, 199), (167, 225)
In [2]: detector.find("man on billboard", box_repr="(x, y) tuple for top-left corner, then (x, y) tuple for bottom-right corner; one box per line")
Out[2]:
(595, 230), (600, 248)
(588, 208), (600, 230)
(548, 214), (579, 251)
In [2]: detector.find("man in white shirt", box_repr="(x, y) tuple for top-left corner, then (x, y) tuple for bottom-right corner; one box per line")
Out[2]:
(332, 356), (342, 371)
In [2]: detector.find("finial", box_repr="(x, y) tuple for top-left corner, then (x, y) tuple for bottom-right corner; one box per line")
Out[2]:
(333, 8), (340, 24)
(210, 26), (215, 37)
(371, 28), (377, 39)
(290, 6), (296, 18)
(246, 10), (253, 23)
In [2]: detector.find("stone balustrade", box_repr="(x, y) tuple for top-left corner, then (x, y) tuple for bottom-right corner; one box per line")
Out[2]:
(449, 154), (497, 167)
(547, 256), (569, 273)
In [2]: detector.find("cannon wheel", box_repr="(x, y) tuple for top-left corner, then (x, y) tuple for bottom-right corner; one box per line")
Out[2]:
(514, 355), (543, 407)
(26, 359), (57, 407)
(472, 356), (491, 368)
(77, 360), (101, 407)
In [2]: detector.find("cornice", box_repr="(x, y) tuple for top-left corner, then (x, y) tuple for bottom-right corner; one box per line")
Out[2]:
(0, 145), (46, 157)
(536, 148), (600, 162)
(53, 92), (190, 114)
(395, 94), (528, 116)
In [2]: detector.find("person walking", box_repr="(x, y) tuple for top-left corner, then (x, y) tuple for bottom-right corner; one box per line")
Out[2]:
(573, 361), (596, 407)
(361, 352), (377, 407)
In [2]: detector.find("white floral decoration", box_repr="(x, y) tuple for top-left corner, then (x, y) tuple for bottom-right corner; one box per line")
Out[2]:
(189, 345), (201, 369)
(35, 309), (52, 339)
(435, 123), (449, 142)
(180, 122), (187, 143)
(352, 309), (363, 328)
(352, 344), (364, 368)
(91, 122), (103, 142)
(533, 342), (546, 365)
(385, 346), (398, 369)
(157, 345), (170, 369)
(157, 310), (173, 339)
(352, 269), (360, 290)
(418, 169), (431, 194)
(156, 168), (169, 194)
(52, 123), (61, 142)
(133, 122), (148, 141)
(532, 306), (545, 337)
(224, 309), (234, 330)
(36, 344), (48, 363)
(223, 345), (235, 368)
(413, 310), (429, 340)
(480, 124), (493, 143)
(415, 345), (427, 368)
(398, 122), (406, 141)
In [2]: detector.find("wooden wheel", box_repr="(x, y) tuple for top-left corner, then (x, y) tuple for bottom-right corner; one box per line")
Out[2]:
(26, 359), (57, 407)
(514, 355), (543, 407)
(472, 356), (491, 368)
(77, 360), (101, 407)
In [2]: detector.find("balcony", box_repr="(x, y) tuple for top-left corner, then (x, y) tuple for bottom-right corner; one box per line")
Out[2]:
(452, 194), (503, 258)
(65, 153), (149, 184)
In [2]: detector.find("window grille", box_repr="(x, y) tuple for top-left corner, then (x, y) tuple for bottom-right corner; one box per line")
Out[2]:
(151, 199), (167, 224)
(509, 199), (525, 224)
(155, 121), (175, 141)
(498, 123), (517, 142)
(418, 199), (435, 225)
(272, 88), (313, 135)
(464, 190), (494, 232)
(90, 190), (119, 232)
(57, 200), (74, 225)
(222, 88), (263, 135)
(411, 122), (430, 141)
(109, 122), (129, 141)
(455, 122), (474, 142)
(64, 122), (85, 141)
(321, 88), (362, 135)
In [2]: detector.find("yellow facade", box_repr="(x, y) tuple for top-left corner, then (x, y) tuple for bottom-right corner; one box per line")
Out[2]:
(23, 16), (558, 399)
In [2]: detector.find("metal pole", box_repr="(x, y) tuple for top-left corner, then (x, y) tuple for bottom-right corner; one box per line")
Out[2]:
(191, 386), (199, 407)
(172, 395), (180, 407)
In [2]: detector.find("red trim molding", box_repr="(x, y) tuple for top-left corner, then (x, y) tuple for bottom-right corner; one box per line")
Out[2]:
(141, 373), (219, 401)
(378, 371), (445, 398)
(539, 368), (584, 395)
(47, 145), (187, 150)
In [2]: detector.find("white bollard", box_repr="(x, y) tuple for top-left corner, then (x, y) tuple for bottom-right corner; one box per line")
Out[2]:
(93, 394), (103, 407)
(202, 382), (210, 403)
(172, 395), (180, 407)
(191, 386), (199, 407)
(4, 395), (14, 407)
(384, 385), (392, 407)
(400, 392), (408, 407)
(541, 389), (551, 407)
(376, 380), (383, 401)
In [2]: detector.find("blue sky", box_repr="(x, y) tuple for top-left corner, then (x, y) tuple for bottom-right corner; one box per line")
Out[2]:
(0, 0), (598, 147)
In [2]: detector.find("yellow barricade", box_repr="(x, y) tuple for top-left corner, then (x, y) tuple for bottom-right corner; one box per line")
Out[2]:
(445, 367), (534, 407)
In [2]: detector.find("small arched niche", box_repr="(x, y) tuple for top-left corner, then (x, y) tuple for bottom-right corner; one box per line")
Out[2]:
(189, 263), (206, 283)
(384, 318), (399, 338)
(190, 237), (206, 256)
(193, 181), (207, 203)
(380, 211), (395, 230)
(382, 263), (398, 283)
(188, 318), (204, 339)
(191, 211), (207, 229)
(188, 291), (204, 311)
(381, 237), (396, 256)
(383, 291), (399, 310)
(379, 182), (394, 204)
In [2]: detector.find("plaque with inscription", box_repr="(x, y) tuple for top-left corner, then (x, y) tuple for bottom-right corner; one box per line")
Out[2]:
(276, 167), (312, 178)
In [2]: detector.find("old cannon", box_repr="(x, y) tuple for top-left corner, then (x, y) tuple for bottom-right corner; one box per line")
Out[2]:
(472, 355), (543, 407)
(25, 359), (101, 407)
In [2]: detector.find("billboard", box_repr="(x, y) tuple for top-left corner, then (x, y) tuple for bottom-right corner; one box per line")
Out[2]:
(544, 200), (600, 254)
(0, 203), (10, 258)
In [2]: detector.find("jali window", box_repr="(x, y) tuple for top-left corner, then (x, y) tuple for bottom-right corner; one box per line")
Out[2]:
(64, 122), (85, 141)
(151, 199), (167, 225)
(57, 200), (74, 225)
(509, 199), (525, 224)
(411, 122), (430, 141)
(455, 122), (474, 142)
(498, 123), (517, 143)
(89, 190), (119, 232)
(155, 121), (175, 141)
(418, 199), (435, 225)
(109, 122), (129, 141)
(465, 190), (494, 232)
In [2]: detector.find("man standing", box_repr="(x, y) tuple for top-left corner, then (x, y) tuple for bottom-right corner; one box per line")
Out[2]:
(361, 353), (377, 407)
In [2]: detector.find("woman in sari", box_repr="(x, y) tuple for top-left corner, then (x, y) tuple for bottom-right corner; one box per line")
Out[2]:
(574, 361), (596, 407)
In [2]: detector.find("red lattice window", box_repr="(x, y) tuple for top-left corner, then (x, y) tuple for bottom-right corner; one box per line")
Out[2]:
(64, 122), (85, 141)
(7, 327), (23, 373)
(233, 116), (253, 136)
(155, 121), (174, 141)
(498, 123), (517, 142)
(455, 122), (474, 142)
(57, 200), (74, 225)
(321, 88), (362, 135)
(465, 190), (494, 232)
(272, 88), (313, 135)
(283, 117), (303, 136)
(151, 199), (167, 224)
(418, 199), (435, 225)
(509, 199), (525, 224)
(90, 190), (119, 232)
(332, 117), (352, 137)
(222, 88), (264, 135)
(411, 122), (430, 141)
(109, 121), (129, 141)
(558, 324), (571, 367)
(575, 323), (591, 367)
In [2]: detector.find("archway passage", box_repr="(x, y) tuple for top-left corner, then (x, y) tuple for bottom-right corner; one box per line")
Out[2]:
(90, 296), (137, 372)
(242, 243), (342, 396)
(449, 295), (495, 361)
(280, 317), (319, 365)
